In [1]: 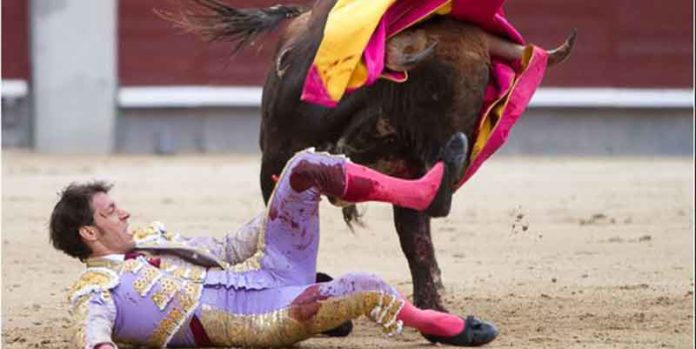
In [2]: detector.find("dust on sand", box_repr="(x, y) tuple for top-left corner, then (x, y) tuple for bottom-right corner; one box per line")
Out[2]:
(2, 150), (693, 348)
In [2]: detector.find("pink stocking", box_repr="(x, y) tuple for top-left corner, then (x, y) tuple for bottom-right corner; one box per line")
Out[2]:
(396, 301), (464, 337)
(341, 162), (444, 210)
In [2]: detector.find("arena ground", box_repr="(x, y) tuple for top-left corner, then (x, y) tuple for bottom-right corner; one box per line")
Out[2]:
(1, 150), (693, 348)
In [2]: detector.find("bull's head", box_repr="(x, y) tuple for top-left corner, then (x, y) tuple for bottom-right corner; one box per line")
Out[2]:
(385, 24), (576, 71)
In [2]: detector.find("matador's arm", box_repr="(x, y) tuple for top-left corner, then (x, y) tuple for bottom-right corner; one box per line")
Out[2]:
(71, 291), (118, 349)
(178, 213), (264, 264)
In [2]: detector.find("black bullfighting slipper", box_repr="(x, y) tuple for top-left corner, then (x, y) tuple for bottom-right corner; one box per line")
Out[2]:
(425, 132), (468, 217)
(423, 315), (499, 347)
(316, 272), (354, 338)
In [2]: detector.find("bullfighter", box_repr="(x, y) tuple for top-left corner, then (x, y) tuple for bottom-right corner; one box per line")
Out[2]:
(51, 133), (498, 348)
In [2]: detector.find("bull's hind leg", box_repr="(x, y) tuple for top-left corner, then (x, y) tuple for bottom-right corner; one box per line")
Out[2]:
(393, 206), (446, 311)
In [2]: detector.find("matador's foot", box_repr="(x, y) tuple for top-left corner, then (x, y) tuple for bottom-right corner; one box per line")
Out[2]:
(321, 321), (354, 338)
(316, 272), (354, 337)
(425, 132), (468, 217)
(423, 316), (498, 346)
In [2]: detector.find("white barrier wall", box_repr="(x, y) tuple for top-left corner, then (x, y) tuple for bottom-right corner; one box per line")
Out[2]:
(30, 0), (116, 153)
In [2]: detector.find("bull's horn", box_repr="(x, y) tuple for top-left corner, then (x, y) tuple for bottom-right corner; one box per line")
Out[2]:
(547, 29), (577, 66)
(484, 31), (526, 62)
(385, 42), (438, 71)
(485, 29), (577, 67)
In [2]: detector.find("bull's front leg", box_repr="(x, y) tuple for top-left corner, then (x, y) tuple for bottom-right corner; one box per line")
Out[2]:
(260, 151), (294, 203)
(393, 206), (446, 311)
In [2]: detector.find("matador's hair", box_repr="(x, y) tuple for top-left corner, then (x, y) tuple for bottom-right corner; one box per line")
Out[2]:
(49, 181), (113, 261)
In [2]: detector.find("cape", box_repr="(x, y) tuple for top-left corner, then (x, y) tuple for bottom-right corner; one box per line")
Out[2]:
(301, 0), (548, 187)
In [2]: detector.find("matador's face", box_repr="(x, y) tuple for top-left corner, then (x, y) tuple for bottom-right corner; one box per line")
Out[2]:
(90, 192), (135, 254)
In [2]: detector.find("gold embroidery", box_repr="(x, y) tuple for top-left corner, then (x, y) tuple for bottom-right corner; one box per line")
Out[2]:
(70, 287), (118, 348)
(148, 308), (184, 347)
(228, 254), (262, 272)
(178, 283), (200, 310)
(133, 265), (162, 296)
(132, 222), (164, 242)
(159, 258), (173, 271)
(187, 265), (206, 282)
(197, 290), (403, 348)
(173, 267), (187, 279)
(72, 298), (89, 348)
(71, 295), (89, 314)
(160, 257), (184, 275)
(84, 258), (121, 269)
(158, 257), (207, 283)
(68, 268), (119, 306)
(121, 259), (144, 274)
(163, 230), (177, 241)
(151, 276), (182, 310)
(147, 282), (203, 347)
(367, 292), (404, 335)
(199, 305), (306, 348)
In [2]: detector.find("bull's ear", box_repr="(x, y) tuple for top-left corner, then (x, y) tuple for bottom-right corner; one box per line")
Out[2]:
(385, 29), (435, 72)
(275, 45), (293, 78)
(386, 42), (437, 72)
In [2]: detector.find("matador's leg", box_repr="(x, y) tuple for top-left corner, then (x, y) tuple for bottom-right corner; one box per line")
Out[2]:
(194, 272), (498, 347)
(255, 134), (467, 286)
(286, 132), (468, 216)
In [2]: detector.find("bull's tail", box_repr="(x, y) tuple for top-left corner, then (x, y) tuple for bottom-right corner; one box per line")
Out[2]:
(158, 0), (306, 53)
(342, 205), (366, 232)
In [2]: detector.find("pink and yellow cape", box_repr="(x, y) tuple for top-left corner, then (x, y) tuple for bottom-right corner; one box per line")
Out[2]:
(301, 0), (548, 188)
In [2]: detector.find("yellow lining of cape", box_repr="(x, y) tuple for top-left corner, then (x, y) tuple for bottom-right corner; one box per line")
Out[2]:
(316, 0), (453, 101)
(470, 46), (535, 163)
(316, 0), (397, 101)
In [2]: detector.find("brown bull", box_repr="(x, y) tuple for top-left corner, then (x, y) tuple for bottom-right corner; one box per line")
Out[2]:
(166, 0), (576, 311)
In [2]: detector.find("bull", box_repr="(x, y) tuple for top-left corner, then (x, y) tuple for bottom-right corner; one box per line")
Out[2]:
(165, 0), (576, 312)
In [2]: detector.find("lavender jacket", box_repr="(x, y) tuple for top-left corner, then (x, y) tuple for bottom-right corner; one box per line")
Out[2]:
(68, 219), (263, 348)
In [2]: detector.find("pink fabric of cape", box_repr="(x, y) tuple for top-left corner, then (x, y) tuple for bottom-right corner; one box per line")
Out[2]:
(301, 0), (548, 188)
(460, 48), (548, 188)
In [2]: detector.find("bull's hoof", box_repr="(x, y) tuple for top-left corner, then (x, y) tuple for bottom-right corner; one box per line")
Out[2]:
(423, 316), (498, 347)
(316, 272), (354, 337)
(425, 133), (468, 217)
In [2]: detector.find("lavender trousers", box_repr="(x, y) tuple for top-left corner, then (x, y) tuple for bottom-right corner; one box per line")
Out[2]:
(169, 151), (405, 347)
